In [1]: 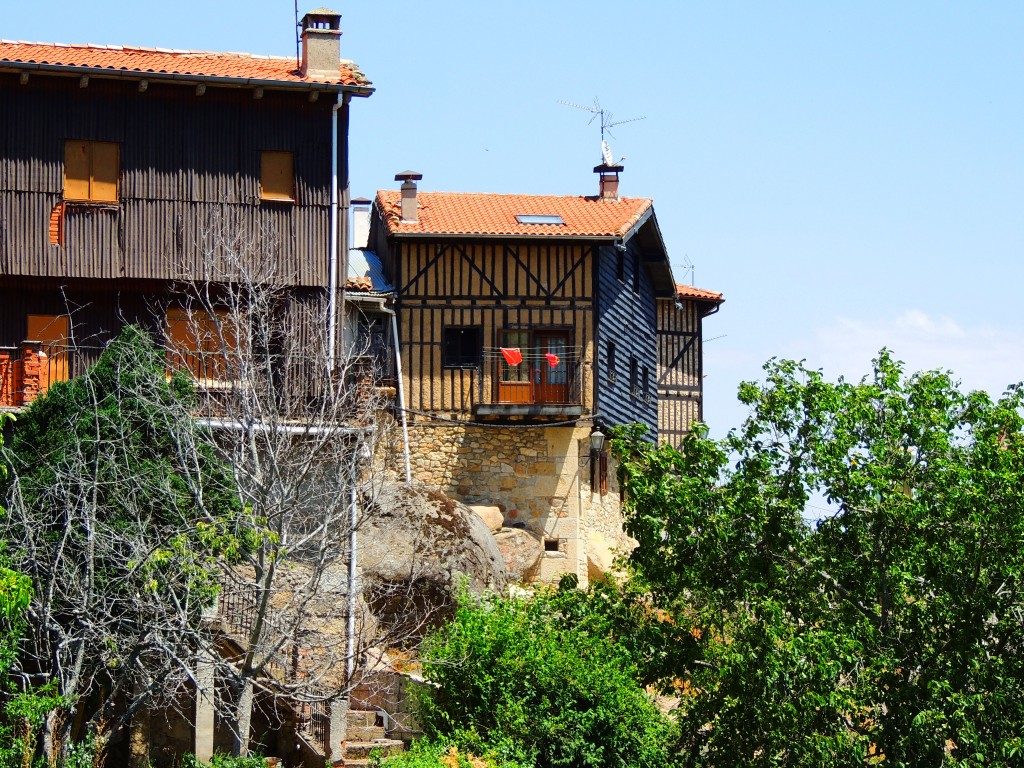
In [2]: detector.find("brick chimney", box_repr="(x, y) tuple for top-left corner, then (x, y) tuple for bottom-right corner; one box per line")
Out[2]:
(395, 171), (423, 223)
(593, 162), (624, 200)
(300, 8), (342, 79)
(351, 196), (371, 248)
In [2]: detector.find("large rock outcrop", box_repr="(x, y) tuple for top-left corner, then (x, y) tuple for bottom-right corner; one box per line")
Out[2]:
(493, 527), (543, 582)
(358, 483), (508, 636)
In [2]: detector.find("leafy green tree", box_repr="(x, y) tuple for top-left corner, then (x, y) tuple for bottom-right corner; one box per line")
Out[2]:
(612, 351), (1024, 767)
(1, 327), (240, 764)
(417, 585), (678, 768)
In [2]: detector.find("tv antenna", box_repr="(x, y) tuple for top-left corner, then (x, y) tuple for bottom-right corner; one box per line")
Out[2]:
(678, 253), (694, 285)
(560, 97), (645, 167)
(294, 0), (301, 70)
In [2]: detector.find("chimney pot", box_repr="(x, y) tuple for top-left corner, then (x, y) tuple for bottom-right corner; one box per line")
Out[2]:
(593, 163), (624, 201)
(351, 197), (371, 248)
(395, 171), (422, 223)
(300, 9), (343, 79)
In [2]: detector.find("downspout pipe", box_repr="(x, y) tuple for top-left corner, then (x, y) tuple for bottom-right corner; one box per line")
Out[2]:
(389, 309), (413, 484)
(327, 93), (344, 371)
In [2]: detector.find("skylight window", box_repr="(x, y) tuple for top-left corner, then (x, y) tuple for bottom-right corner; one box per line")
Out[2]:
(515, 214), (565, 225)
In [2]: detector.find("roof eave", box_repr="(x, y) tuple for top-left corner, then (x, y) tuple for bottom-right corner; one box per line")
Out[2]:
(626, 208), (677, 298)
(0, 60), (374, 96)
(386, 230), (625, 241)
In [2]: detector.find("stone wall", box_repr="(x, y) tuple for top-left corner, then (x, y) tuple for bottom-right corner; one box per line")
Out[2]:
(403, 421), (635, 586)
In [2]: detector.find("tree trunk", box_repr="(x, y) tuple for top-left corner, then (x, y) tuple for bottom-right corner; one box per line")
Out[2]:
(234, 677), (254, 757)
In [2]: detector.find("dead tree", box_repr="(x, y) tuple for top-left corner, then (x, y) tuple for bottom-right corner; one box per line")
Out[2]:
(168, 215), (432, 757)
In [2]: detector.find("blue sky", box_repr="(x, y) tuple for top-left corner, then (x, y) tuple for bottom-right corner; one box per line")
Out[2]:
(7, 1), (1023, 435)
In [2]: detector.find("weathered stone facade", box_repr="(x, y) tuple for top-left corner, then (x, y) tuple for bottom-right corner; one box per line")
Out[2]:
(404, 422), (633, 586)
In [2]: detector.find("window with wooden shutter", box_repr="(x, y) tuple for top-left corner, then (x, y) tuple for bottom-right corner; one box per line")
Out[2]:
(166, 308), (237, 383)
(64, 140), (119, 202)
(260, 151), (295, 201)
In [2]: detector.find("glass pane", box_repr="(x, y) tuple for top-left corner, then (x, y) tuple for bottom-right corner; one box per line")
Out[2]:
(545, 337), (567, 384)
(501, 331), (529, 382)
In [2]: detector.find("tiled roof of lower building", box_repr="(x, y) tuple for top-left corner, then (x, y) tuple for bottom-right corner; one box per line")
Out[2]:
(376, 190), (653, 239)
(675, 284), (724, 303)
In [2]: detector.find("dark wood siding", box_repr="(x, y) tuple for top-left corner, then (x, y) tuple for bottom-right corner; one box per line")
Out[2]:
(595, 240), (658, 437)
(0, 276), (327, 374)
(0, 73), (337, 286)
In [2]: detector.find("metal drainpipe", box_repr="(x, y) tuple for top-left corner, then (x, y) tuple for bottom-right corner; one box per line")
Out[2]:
(388, 308), (413, 484)
(327, 93), (343, 371)
(346, 478), (358, 685)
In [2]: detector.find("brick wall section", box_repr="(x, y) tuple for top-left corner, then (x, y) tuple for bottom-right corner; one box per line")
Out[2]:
(404, 422), (635, 585)
(19, 345), (47, 406)
(0, 351), (18, 407)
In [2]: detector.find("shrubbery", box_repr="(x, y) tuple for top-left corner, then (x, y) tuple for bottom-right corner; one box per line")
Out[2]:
(412, 583), (677, 768)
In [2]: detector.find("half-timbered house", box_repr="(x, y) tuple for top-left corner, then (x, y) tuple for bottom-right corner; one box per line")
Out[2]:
(369, 167), (722, 584)
(658, 284), (724, 447)
(0, 10), (372, 408)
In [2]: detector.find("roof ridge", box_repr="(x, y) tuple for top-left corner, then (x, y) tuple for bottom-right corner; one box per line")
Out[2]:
(378, 189), (652, 203)
(0, 39), (293, 61)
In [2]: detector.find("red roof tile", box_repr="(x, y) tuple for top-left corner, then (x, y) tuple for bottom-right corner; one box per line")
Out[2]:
(675, 284), (724, 303)
(376, 190), (653, 239)
(0, 41), (370, 89)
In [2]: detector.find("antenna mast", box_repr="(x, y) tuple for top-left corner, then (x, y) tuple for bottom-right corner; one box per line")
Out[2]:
(560, 97), (646, 167)
(559, 97), (646, 142)
(294, 0), (301, 70)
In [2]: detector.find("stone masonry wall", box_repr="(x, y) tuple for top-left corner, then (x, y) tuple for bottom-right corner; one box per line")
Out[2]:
(404, 422), (635, 586)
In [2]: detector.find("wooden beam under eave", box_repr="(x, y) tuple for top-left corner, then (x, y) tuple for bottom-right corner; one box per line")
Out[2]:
(79, 75), (89, 88)
(253, 87), (264, 100)
(19, 72), (29, 85)
(138, 79), (148, 93)
(195, 83), (206, 96)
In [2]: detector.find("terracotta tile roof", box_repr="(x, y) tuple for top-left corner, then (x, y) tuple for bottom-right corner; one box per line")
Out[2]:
(675, 284), (724, 303)
(376, 190), (653, 239)
(0, 40), (370, 88)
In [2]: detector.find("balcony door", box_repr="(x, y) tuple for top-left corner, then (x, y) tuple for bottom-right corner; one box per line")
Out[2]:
(498, 330), (532, 403)
(496, 329), (571, 405)
(535, 331), (569, 404)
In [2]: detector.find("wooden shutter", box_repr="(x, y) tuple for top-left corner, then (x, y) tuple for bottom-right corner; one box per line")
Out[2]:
(91, 142), (119, 202)
(64, 140), (91, 200)
(260, 151), (295, 201)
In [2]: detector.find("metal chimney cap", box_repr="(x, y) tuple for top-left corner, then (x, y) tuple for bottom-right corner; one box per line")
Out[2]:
(395, 171), (423, 182)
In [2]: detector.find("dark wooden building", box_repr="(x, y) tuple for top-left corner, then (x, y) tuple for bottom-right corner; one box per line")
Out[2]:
(368, 168), (723, 583)
(0, 11), (372, 407)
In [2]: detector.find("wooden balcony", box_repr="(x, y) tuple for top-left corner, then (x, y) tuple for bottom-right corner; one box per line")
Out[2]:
(474, 354), (583, 420)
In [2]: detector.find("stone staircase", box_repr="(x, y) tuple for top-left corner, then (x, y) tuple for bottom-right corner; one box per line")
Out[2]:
(335, 709), (405, 767)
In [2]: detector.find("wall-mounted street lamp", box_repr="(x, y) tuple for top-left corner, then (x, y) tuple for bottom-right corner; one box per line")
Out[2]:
(580, 427), (609, 497)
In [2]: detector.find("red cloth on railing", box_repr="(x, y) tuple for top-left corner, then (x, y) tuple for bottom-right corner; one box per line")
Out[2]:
(545, 353), (560, 368)
(501, 348), (523, 366)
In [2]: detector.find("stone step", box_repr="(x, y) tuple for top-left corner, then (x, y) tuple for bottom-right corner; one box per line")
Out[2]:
(347, 709), (380, 728)
(347, 724), (386, 742)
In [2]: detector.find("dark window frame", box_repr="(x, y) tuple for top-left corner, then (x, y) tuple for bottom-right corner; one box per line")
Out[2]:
(442, 326), (483, 369)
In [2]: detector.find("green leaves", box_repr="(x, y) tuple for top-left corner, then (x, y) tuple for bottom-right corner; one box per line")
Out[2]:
(613, 350), (1024, 767)
(417, 588), (678, 768)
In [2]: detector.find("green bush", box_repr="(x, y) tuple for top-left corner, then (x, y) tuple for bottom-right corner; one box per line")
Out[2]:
(181, 753), (267, 768)
(416, 588), (677, 768)
(380, 738), (524, 768)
